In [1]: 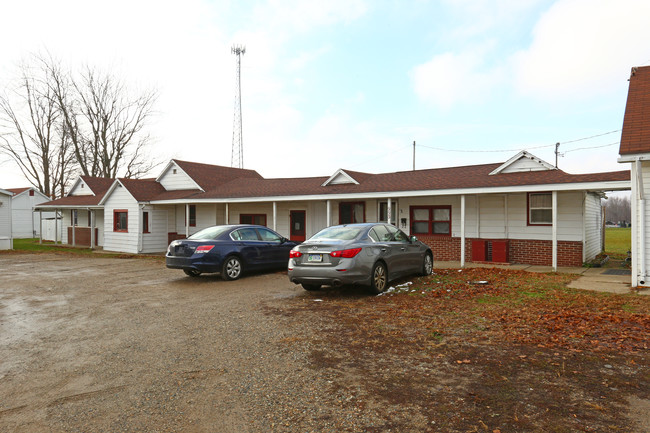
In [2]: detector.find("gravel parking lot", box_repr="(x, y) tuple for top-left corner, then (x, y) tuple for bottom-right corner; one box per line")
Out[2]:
(0, 253), (353, 432)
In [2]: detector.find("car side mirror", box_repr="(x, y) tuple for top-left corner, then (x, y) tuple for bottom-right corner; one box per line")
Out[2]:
(409, 235), (418, 243)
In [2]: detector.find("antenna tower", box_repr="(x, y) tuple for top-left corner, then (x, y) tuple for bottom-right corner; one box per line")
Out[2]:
(231, 44), (245, 168)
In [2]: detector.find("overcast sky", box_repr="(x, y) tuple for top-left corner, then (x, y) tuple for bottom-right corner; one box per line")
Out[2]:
(1, 0), (649, 190)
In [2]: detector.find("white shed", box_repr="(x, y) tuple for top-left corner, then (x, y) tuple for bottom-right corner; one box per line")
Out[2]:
(7, 187), (54, 238)
(0, 188), (13, 249)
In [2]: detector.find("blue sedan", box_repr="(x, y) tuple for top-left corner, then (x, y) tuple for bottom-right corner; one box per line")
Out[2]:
(166, 224), (299, 280)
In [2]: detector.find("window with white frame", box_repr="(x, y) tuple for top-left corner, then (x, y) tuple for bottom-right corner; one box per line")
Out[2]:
(528, 192), (552, 225)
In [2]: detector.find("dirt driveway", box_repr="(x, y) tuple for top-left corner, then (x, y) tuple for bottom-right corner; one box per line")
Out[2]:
(2, 252), (648, 432)
(0, 253), (335, 432)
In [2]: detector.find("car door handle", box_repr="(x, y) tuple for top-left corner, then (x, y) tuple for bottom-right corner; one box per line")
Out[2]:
(381, 248), (387, 252)
(400, 247), (406, 251)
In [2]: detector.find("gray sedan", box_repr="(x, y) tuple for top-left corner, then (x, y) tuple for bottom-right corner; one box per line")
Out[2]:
(287, 223), (433, 294)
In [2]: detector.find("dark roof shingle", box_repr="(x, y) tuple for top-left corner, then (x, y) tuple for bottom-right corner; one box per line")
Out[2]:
(620, 66), (650, 155)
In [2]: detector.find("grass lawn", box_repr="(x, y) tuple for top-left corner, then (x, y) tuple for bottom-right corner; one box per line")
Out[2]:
(605, 227), (631, 259)
(280, 268), (649, 432)
(7, 238), (162, 261)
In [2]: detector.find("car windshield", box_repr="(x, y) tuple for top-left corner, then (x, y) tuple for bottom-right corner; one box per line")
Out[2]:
(188, 226), (231, 240)
(310, 226), (363, 241)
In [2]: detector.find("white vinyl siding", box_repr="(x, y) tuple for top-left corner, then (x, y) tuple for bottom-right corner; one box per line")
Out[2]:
(0, 192), (12, 249)
(11, 190), (54, 238)
(158, 164), (199, 191)
(103, 185), (140, 253)
(584, 193), (603, 261)
(68, 180), (94, 196)
(141, 208), (168, 253)
(397, 192), (584, 242)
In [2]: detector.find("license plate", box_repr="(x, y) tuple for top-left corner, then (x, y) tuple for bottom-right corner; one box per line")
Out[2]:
(308, 254), (322, 262)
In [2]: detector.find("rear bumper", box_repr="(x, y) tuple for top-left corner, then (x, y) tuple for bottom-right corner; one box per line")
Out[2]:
(165, 256), (221, 274)
(288, 263), (370, 287)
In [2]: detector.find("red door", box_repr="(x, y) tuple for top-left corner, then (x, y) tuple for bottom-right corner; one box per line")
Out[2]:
(290, 210), (306, 242)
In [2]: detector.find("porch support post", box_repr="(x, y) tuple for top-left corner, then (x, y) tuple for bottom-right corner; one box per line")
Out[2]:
(460, 194), (466, 268)
(72, 210), (76, 246)
(387, 198), (392, 224)
(552, 191), (558, 272)
(273, 201), (277, 231)
(326, 200), (331, 227)
(39, 210), (43, 244)
(90, 209), (95, 250)
(225, 203), (229, 225)
(185, 204), (189, 238)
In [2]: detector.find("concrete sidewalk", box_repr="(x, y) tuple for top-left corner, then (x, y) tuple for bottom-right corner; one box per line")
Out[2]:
(434, 261), (648, 296)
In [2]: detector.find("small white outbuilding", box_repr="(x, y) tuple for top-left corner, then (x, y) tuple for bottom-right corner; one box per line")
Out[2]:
(6, 187), (54, 238)
(0, 188), (13, 249)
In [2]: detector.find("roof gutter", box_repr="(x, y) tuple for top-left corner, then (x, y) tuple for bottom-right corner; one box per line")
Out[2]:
(147, 180), (632, 205)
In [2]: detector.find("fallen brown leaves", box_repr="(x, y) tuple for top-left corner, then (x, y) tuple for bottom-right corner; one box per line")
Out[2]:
(273, 268), (649, 432)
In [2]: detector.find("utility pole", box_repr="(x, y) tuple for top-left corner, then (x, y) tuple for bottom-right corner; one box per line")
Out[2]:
(231, 44), (245, 169)
(554, 142), (560, 168)
(412, 140), (416, 171)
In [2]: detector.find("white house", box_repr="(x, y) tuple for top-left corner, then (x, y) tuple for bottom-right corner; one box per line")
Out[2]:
(6, 187), (55, 238)
(618, 65), (650, 287)
(37, 152), (630, 270)
(0, 188), (13, 249)
(34, 176), (114, 248)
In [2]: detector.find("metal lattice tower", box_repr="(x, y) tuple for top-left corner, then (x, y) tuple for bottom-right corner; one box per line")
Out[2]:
(231, 44), (245, 169)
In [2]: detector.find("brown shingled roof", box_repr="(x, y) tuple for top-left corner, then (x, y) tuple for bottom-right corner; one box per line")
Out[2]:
(173, 159), (263, 190)
(187, 162), (629, 200)
(78, 176), (115, 196)
(6, 187), (31, 195)
(620, 66), (650, 155)
(37, 176), (115, 208)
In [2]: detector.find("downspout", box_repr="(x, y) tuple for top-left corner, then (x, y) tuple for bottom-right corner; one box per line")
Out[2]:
(636, 159), (646, 285)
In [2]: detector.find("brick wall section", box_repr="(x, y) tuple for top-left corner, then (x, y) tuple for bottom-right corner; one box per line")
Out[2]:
(417, 236), (584, 267)
(67, 227), (99, 247)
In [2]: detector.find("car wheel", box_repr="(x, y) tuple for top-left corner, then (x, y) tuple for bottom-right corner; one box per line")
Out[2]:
(183, 269), (202, 277)
(422, 252), (433, 276)
(222, 256), (243, 281)
(301, 283), (321, 291)
(369, 261), (388, 294)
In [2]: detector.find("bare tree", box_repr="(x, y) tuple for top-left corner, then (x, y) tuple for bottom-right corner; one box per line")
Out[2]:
(605, 195), (631, 225)
(0, 61), (75, 197)
(50, 61), (159, 179)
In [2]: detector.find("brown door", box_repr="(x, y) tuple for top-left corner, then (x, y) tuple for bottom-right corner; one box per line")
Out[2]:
(290, 210), (306, 242)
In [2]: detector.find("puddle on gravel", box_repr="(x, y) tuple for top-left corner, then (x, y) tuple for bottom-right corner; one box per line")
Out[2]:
(0, 295), (69, 344)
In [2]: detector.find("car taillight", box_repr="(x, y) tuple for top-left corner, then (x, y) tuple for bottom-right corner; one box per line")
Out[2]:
(330, 248), (362, 258)
(289, 250), (302, 258)
(195, 245), (214, 254)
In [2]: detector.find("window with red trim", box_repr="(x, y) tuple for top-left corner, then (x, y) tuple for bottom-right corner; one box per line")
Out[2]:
(240, 214), (267, 226)
(528, 192), (552, 225)
(410, 205), (451, 235)
(29, 190), (34, 196)
(114, 210), (128, 232)
(339, 202), (365, 224)
(143, 211), (150, 233)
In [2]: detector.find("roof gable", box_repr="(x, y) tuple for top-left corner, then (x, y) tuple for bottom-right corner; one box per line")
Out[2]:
(156, 161), (202, 191)
(0, 188), (12, 197)
(489, 151), (556, 175)
(322, 169), (361, 186)
(619, 65), (650, 156)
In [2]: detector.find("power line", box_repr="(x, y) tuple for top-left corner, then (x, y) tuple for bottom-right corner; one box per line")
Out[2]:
(560, 129), (620, 145)
(563, 141), (619, 153)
